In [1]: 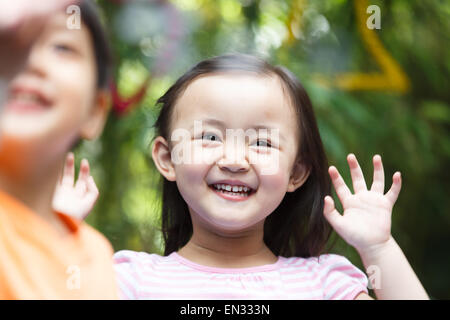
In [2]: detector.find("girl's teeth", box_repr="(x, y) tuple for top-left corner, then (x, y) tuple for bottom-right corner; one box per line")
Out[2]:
(18, 94), (37, 102)
(13, 92), (45, 105)
(212, 183), (253, 196)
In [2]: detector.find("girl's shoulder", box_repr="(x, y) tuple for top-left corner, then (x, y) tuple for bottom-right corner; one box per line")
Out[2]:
(113, 250), (176, 290)
(280, 253), (368, 281)
(280, 253), (369, 300)
(281, 253), (358, 268)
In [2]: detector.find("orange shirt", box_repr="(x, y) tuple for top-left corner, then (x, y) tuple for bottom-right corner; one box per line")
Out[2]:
(0, 190), (118, 299)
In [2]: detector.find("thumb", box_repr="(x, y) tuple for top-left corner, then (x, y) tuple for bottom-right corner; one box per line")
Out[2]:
(323, 196), (343, 229)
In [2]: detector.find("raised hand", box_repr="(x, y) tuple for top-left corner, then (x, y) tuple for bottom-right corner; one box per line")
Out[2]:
(323, 154), (402, 254)
(0, 0), (76, 77)
(52, 152), (99, 220)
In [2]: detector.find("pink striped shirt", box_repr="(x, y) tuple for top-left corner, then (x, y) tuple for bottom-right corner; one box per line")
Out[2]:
(113, 250), (368, 300)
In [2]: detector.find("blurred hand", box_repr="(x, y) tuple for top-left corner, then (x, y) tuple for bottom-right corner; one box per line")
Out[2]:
(323, 154), (402, 254)
(52, 153), (99, 220)
(0, 0), (76, 78)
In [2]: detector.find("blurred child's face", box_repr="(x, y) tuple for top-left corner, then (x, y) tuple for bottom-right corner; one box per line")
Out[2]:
(157, 73), (308, 234)
(0, 12), (106, 174)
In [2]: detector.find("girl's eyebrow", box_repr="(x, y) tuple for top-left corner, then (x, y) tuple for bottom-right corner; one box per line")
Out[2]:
(252, 124), (278, 131)
(193, 118), (278, 131)
(186, 118), (225, 132)
(201, 118), (226, 129)
(191, 118), (284, 140)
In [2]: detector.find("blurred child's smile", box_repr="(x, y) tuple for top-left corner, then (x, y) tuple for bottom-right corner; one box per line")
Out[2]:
(6, 85), (52, 114)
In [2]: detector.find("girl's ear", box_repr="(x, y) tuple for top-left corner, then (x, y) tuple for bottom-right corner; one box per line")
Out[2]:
(287, 161), (310, 192)
(152, 136), (176, 181)
(80, 89), (110, 140)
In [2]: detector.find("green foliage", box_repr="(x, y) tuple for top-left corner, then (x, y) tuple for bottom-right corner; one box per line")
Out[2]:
(76, 0), (449, 298)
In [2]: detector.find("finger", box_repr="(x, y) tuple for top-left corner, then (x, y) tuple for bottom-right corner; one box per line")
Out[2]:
(328, 166), (352, 206)
(386, 172), (402, 205)
(61, 152), (75, 186)
(85, 176), (99, 205)
(79, 177), (99, 220)
(86, 176), (99, 198)
(78, 159), (90, 180)
(74, 159), (89, 196)
(370, 154), (385, 194)
(347, 153), (367, 193)
(323, 196), (343, 230)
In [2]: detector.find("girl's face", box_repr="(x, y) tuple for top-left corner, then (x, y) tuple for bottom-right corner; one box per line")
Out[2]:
(154, 73), (309, 234)
(0, 12), (107, 174)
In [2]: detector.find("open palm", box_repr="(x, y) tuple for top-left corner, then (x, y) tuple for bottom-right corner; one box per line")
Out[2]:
(52, 153), (98, 220)
(323, 154), (402, 253)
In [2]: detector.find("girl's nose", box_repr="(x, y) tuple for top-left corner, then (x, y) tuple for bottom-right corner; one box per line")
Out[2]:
(217, 146), (250, 173)
(23, 44), (47, 78)
(217, 158), (250, 173)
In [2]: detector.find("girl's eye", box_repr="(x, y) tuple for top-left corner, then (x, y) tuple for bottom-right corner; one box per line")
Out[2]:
(53, 43), (76, 54)
(202, 133), (221, 142)
(253, 139), (272, 148)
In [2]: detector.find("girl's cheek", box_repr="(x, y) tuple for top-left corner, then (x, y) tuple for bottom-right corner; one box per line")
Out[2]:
(172, 140), (223, 166)
(174, 162), (210, 212)
(176, 162), (208, 183)
(253, 150), (291, 192)
(194, 144), (224, 165)
(259, 169), (289, 192)
(249, 148), (283, 177)
(51, 62), (95, 123)
(173, 142), (212, 187)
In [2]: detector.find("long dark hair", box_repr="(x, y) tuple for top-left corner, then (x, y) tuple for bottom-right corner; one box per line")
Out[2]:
(153, 54), (333, 258)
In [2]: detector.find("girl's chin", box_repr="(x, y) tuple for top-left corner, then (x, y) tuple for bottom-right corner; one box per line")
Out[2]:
(0, 113), (55, 138)
(200, 213), (264, 233)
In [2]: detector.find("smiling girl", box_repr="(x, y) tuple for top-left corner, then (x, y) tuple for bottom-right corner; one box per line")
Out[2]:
(109, 54), (428, 299)
(58, 53), (428, 299)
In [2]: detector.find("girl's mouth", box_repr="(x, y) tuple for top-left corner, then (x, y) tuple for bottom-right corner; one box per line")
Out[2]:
(6, 88), (52, 114)
(208, 183), (256, 202)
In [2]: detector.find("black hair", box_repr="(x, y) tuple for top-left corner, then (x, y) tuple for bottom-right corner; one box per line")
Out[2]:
(154, 54), (334, 258)
(67, 1), (112, 151)
(79, 0), (112, 89)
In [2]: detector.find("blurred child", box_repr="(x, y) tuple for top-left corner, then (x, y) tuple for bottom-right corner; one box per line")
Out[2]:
(0, 0), (75, 112)
(0, 0), (117, 299)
